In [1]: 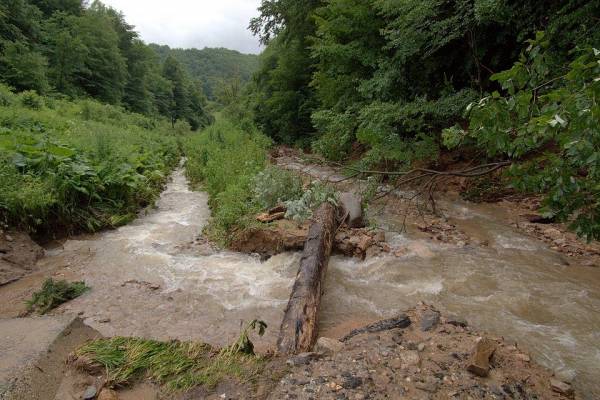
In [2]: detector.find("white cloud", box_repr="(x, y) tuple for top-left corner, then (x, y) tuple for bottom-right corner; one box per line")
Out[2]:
(100, 0), (263, 54)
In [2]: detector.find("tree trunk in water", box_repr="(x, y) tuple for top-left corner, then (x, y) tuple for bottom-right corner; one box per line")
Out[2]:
(277, 202), (338, 354)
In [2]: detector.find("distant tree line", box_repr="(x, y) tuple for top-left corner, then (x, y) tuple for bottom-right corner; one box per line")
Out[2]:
(150, 44), (259, 101)
(0, 0), (211, 129)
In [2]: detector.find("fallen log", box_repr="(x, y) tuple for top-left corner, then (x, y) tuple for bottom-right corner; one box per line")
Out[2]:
(277, 202), (338, 354)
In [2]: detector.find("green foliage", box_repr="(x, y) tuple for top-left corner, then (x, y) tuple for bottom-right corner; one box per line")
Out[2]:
(184, 116), (270, 243)
(221, 320), (267, 357)
(77, 336), (265, 391)
(0, 87), (181, 234)
(284, 181), (338, 222)
(0, 0), (213, 127)
(252, 166), (303, 210)
(444, 37), (600, 240)
(26, 278), (89, 314)
(150, 44), (259, 101)
(19, 90), (44, 109)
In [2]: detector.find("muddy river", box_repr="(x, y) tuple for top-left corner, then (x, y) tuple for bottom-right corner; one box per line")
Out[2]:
(42, 166), (600, 398)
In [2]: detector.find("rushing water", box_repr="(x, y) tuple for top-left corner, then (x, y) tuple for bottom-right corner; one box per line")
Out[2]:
(49, 167), (600, 398)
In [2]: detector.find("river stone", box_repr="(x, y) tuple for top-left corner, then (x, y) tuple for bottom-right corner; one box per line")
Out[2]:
(550, 379), (573, 396)
(286, 352), (322, 366)
(467, 338), (496, 377)
(83, 385), (98, 399)
(98, 388), (119, 400)
(315, 337), (344, 354)
(400, 350), (420, 367)
(420, 310), (440, 331)
(339, 192), (364, 228)
(341, 314), (411, 341)
(340, 373), (363, 389)
(446, 315), (468, 328)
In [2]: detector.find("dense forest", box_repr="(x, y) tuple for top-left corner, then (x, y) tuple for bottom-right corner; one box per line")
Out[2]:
(0, 0), (212, 129)
(242, 0), (600, 240)
(150, 44), (259, 100)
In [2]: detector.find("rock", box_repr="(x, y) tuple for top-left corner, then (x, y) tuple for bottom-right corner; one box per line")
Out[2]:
(420, 310), (440, 331)
(5, 234), (13, 242)
(341, 314), (411, 341)
(417, 343), (425, 352)
(522, 213), (555, 224)
(550, 379), (573, 396)
(446, 315), (468, 328)
(339, 192), (364, 228)
(98, 388), (119, 400)
(340, 373), (362, 389)
(467, 338), (496, 377)
(400, 350), (420, 366)
(415, 378), (439, 393)
(83, 385), (98, 400)
(269, 205), (287, 214)
(256, 212), (286, 223)
(515, 353), (530, 362)
(315, 337), (344, 354)
(286, 352), (322, 366)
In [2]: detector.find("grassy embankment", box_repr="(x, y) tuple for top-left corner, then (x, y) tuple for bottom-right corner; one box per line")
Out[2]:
(0, 85), (182, 235)
(183, 115), (337, 245)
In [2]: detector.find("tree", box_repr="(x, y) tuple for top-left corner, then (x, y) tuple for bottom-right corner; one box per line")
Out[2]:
(162, 55), (188, 126)
(0, 41), (49, 93)
(74, 3), (127, 104)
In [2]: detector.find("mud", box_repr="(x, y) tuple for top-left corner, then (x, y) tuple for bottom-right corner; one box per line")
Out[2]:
(0, 230), (44, 286)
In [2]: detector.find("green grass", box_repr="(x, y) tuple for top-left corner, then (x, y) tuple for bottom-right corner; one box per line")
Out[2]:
(77, 336), (266, 391)
(0, 84), (182, 234)
(183, 115), (271, 244)
(26, 278), (89, 314)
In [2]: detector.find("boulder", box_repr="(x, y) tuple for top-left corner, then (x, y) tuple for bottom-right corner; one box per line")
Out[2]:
(315, 337), (344, 354)
(339, 192), (364, 228)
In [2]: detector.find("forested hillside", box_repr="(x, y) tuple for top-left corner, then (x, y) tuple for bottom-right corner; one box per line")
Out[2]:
(150, 45), (259, 100)
(245, 0), (600, 240)
(0, 0), (212, 234)
(0, 0), (211, 129)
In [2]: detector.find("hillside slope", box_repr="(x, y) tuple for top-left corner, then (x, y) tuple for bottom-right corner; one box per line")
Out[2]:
(150, 45), (259, 100)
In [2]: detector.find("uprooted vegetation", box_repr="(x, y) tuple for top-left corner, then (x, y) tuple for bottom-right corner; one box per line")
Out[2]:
(74, 320), (268, 392)
(26, 278), (89, 315)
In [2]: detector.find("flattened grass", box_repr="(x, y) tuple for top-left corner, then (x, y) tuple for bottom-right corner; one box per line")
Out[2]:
(76, 337), (266, 391)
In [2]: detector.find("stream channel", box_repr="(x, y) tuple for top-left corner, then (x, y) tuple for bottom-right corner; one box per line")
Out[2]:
(41, 166), (600, 398)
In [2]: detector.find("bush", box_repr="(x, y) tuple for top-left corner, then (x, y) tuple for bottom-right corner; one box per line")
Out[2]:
(284, 181), (338, 222)
(252, 166), (303, 209)
(20, 90), (44, 109)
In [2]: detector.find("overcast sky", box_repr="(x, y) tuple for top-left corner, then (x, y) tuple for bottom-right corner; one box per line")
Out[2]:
(101, 0), (263, 54)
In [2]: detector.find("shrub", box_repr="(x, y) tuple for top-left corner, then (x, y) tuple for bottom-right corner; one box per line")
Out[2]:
(19, 90), (44, 109)
(252, 166), (303, 209)
(285, 181), (338, 222)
